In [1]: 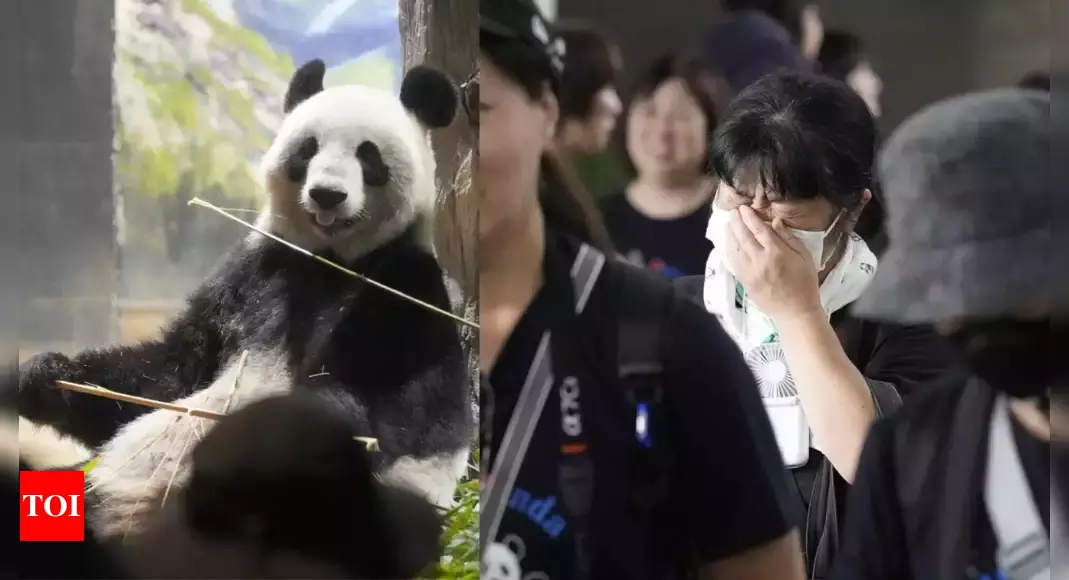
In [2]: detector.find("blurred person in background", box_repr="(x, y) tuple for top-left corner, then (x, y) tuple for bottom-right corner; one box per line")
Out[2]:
(797, 1), (825, 61)
(831, 88), (1061, 580)
(702, 0), (812, 96)
(480, 1), (807, 578)
(818, 30), (883, 118)
(722, 0), (824, 60)
(600, 54), (729, 279)
(1018, 70), (1051, 91)
(552, 23), (628, 202)
(554, 23), (624, 157)
(674, 70), (953, 578)
(817, 29), (887, 255)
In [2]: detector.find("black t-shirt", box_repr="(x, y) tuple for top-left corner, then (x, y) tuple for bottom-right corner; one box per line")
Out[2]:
(672, 274), (955, 574)
(484, 234), (794, 580)
(831, 381), (1052, 580)
(600, 192), (712, 280)
(789, 309), (954, 550)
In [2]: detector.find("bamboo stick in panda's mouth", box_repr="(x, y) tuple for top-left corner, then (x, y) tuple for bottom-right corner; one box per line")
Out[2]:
(187, 197), (479, 330)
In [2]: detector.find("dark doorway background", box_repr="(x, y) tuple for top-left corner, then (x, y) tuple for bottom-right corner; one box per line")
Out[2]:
(557, 0), (1050, 134)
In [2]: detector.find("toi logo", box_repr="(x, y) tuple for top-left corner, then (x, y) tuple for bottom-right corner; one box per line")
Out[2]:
(20, 470), (85, 542)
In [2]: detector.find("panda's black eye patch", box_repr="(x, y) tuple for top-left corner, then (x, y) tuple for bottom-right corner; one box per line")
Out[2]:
(285, 137), (318, 183)
(296, 136), (318, 160)
(356, 141), (389, 187)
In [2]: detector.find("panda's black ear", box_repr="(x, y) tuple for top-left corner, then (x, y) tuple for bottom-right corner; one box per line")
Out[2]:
(284, 59), (327, 114)
(400, 66), (458, 129)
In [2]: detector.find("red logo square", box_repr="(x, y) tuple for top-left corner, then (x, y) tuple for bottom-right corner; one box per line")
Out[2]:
(20, 470), (85, 542)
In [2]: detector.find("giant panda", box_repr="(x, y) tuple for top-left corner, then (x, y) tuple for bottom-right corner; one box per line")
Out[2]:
(119, 392), (444, 578)
(8, 393), (444, 578)
(14, 59), (474, 541)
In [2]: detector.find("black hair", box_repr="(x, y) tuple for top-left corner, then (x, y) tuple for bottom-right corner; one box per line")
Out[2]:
(480, 32), (616, 252)
(625, 53), (730, 173)
(721, 0), (809, 44)
(818, 30), (866, 81)
(710, 70), (876, 210)
(1018, 70), (1050, 92)
(556, 22), (620, 121)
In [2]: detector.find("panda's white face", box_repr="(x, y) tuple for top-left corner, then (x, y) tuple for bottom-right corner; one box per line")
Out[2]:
(259, 85), (437, 260)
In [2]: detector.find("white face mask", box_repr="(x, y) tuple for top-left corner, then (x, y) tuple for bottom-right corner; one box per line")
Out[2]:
(705, 205), (844, 271)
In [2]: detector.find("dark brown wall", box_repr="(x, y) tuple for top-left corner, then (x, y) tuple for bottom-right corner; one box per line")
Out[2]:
(558, 0), (1049, 133)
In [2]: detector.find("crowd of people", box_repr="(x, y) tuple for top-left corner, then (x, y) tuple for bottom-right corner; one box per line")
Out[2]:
(479, 0), (1057, 579)
(8, 0), (1056, 578)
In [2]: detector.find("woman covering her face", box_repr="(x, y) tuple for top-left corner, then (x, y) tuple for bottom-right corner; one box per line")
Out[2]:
(673, 71), (955, 578)
(479, 2), (807, 579)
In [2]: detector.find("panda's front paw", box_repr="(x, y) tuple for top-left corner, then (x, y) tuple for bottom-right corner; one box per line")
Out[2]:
(18, 352), (79, 420)
(21, 352), (78, 386)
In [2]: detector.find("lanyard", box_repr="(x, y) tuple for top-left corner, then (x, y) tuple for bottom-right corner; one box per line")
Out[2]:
(481, 242), (605, 577)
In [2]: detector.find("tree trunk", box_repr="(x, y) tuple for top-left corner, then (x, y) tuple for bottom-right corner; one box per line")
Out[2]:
(399, 0), (478, 300)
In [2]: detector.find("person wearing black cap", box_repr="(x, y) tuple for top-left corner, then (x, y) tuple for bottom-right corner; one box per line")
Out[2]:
(479, 1), (805, 579)
(829, 89), (1064, 580)
(701, 0), (815, 97)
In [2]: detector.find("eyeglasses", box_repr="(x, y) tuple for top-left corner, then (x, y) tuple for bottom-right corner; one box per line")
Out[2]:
(460, 69), (478, 128)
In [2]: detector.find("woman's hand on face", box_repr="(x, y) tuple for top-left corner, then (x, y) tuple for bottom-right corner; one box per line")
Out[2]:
(724, 205), (823, 322)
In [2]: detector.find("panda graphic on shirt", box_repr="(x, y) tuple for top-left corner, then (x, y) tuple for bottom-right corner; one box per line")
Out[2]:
(483, 375), (582, 580)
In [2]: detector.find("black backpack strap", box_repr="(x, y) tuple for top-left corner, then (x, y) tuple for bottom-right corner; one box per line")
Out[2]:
(557, 243), (607, 579)
(556, 245), (676, 578)
(614, 266), (676, 513)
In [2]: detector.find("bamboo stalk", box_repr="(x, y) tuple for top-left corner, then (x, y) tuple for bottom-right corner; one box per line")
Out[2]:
(221, 350), (249, 415)
(56, 380), (225, 420)
(54, 380), (380, 451)
(188, 197), (478, 330)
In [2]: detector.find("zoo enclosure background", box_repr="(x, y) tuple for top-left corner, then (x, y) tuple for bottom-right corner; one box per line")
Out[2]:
(9, 0), (475, 358)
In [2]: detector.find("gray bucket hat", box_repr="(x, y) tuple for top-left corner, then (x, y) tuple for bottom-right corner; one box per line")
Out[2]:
(853, 88), (1058, 323)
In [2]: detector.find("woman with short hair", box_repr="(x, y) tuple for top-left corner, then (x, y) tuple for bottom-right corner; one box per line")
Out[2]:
(600, 54), (730, 279)
(675, 70), (954, 578)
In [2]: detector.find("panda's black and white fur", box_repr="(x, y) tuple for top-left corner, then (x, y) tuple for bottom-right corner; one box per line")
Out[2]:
(15, 60), (473, 540)
(8, 393), (445, 578)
